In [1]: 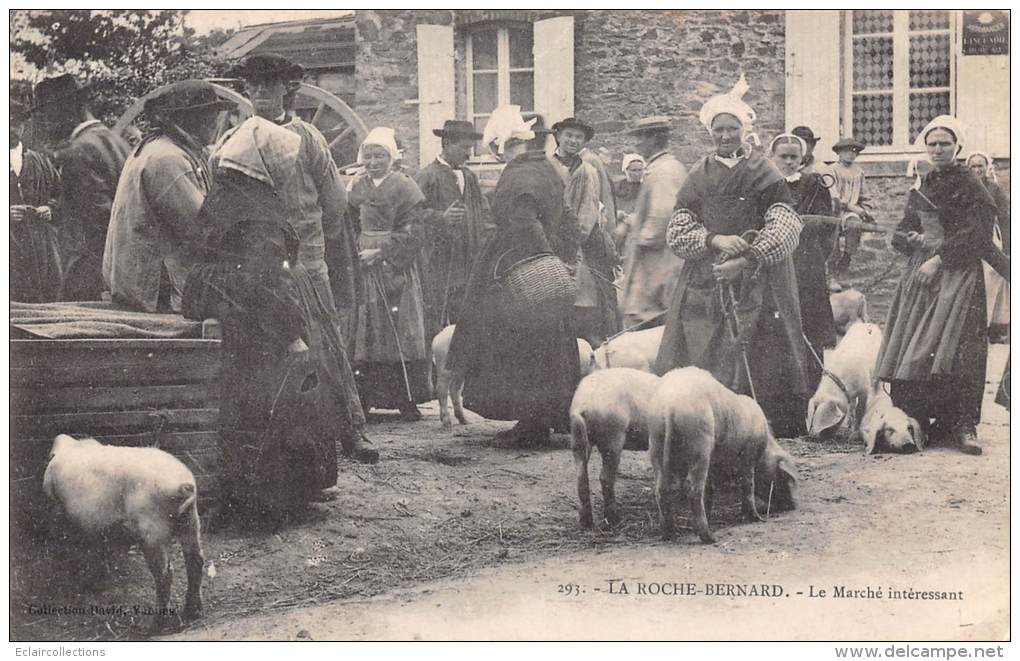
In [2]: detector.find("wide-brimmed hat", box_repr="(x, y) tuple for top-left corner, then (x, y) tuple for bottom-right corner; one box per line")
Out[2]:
(551, 117), (594, 141)
(832, 137), (866, 153)
(791, 125), (820, 145)
(227, 53), (305, 82)
(432, 119), (483, 140)
(144, 80), (235, 117)
(626, 116), (672, 135)
(32, 74), (91, 112)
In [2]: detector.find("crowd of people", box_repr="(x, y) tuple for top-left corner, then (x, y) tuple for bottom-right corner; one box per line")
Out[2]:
(11, 54), (1010, 522)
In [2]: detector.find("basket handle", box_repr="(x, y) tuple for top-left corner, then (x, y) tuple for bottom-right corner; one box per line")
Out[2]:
(492, 251), (554, 281)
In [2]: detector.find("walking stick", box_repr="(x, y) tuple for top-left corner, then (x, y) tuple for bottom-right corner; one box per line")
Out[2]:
(715, 230), (759, 402)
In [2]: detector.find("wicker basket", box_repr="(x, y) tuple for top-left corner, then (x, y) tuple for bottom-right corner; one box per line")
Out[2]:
(493, 252), (576, 313)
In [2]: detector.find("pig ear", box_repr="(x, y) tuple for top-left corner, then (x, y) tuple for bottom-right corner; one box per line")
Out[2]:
(907, 417), (925, 451)
(778, 456), (800, 483)
(861, 421), (883, 455)
(808, 401), (845, 435)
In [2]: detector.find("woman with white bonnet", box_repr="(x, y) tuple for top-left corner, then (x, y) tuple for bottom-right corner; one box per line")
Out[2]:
(875, 115), (1007, 455)
(769, 132), (838, 393)
(655, 75), (810, 437)
(446, 105), (582, 448)
(346, 127), (431, 422)
(613, 153), (645, 219)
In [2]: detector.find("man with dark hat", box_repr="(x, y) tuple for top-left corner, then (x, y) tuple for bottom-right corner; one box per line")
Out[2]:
(33, 74), (129, 300)
(227, 52), (377, 464)
(415, 120), (492, 338)
(104, 80), (233, 313)
(10, 97), (62, 303)
(618, 116), (687, 326)
(791, 125), (820, 174)
(550, 116), (621, 346)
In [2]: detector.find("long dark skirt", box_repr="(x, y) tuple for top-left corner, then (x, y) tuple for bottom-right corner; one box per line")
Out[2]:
(10, 220), (62, 303)
(354, 359), (432, 411)
(876, 247), (988, 429)
(452, 288), (580, 430)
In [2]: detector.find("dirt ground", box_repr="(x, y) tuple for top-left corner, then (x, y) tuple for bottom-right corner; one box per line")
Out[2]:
(9, 345), (1010, 642)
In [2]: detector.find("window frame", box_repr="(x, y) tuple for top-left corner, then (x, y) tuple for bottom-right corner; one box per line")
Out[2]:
(464, 22), (536, 162)
(843, 10), (956, 156)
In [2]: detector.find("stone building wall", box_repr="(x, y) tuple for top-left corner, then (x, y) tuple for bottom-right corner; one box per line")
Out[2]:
(353, 10), (454, 169)
(573, 10), (786, 171)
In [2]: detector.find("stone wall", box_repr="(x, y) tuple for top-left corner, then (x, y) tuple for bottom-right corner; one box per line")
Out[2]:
(354, 10), (454, 170)
(573, 10), (786, 172)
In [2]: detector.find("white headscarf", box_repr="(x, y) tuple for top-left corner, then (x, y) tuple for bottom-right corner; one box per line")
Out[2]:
(918, 115), (967, 155)
(966, 151), (996, 182)
(621, 153), (645, 172)
(215, 116), (301, 188)
(768, 133), (807, 157)
(482, 105), (536, 155)
(699, 73), (757, 133)
(358, 126), (400, 163)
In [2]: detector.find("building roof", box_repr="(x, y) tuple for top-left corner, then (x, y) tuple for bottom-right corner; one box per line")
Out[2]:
(217, 14), (356, 71)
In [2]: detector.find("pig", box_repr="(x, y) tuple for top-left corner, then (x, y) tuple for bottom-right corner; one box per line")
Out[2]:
(43, 434), (205, 626)
(859, 386), (925, 455)
(432, 324), (595, 427)
(593, 325), (664, 372)
(806, 322), (883, 437)
(568, 368), (661, 529)
(830, 289), (869, 336)
(648, 367), (799, 544)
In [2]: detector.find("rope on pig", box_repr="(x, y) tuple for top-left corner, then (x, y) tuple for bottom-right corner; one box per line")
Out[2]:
(766, 480), (774, 521)
(855, 259), (901, 296)
(369, 269), (414, 403)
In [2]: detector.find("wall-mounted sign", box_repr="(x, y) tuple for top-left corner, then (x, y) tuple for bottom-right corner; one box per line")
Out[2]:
(962, 10), (1009, 56)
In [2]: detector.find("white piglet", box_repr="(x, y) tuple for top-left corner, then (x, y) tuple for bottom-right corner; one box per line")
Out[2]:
(43, 434), (205, 625)
(806, 322), (884, 437)
(593, 325), (664, 372)
(859, 386), (925, 455)
(649, 367), (799, 544)
(432, 324), (596, 427)
(569, 368), (661, 529)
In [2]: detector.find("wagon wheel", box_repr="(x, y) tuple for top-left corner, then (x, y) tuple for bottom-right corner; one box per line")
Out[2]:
(114, 81), (368, 168)
(113, 82), (251, 148)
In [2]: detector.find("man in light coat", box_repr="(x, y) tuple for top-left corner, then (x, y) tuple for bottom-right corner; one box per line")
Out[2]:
(618, 116), (687, 327)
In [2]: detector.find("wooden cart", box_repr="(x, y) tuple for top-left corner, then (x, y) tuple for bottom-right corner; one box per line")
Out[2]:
(10, 337), (223, 526)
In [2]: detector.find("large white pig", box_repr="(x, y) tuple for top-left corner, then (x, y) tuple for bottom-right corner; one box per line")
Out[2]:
(569, 368), (661, 529)
(43, 434), (205, 626)
(648, 367), (799, 544)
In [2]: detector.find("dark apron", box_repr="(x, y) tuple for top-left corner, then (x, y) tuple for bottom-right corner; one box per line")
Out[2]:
(656, 194), (809, 399)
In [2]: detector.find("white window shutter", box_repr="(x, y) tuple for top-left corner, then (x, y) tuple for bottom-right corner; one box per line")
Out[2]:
(784, 11), (840, 163)
(416, 24), (455, 168)
(533, 15), (574, 153)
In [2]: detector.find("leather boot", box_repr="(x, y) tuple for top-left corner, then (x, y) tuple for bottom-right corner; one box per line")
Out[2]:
(342, 430), (380, 464)
(953, 422), (982, 456)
